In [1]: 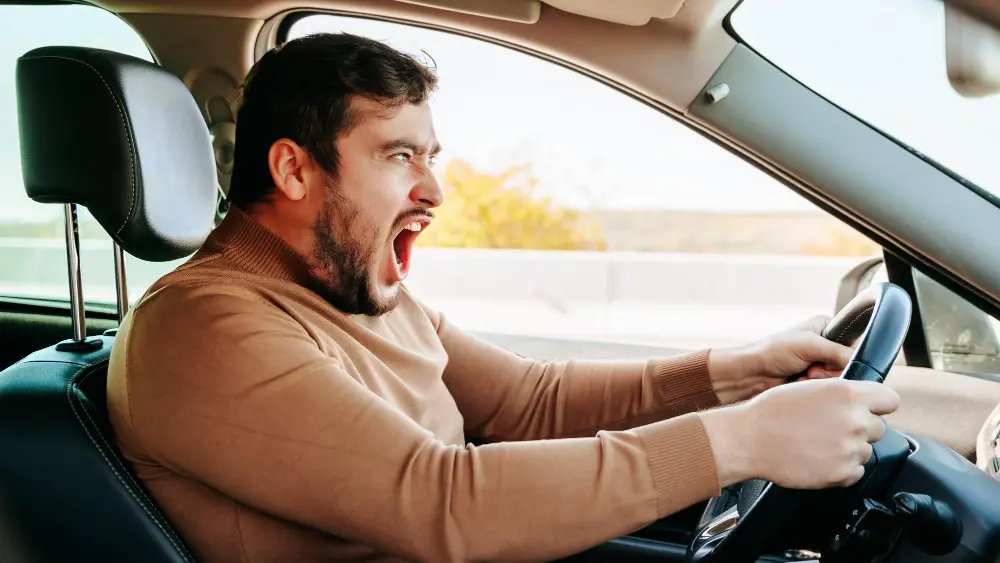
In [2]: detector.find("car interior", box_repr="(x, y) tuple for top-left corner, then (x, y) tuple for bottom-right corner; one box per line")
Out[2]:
(2, 0), (1000, 562)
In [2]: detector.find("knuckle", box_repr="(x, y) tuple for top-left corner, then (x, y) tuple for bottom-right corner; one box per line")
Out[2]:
(848, 419), (866, 437)
(840, 466), (863, 487)
(825, 378), (852, 401)
(834, 468), (854, 487)
(811, 315), (830, 330)
(845, 412), (866, 433)
(839, 438), (857, 459)
(844, 381), (864, 402)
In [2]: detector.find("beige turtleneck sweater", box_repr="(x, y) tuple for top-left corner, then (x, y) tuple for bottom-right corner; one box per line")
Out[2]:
(106, 208), (722, 563)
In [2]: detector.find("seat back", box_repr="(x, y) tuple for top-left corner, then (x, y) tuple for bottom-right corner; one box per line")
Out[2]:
(3, 45), (217, 561)
(0, 339), (195, 562)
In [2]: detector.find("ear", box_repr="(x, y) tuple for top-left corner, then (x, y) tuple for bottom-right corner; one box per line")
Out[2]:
(267, 139), (314, 202)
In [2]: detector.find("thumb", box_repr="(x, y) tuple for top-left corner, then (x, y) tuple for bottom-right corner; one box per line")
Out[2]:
(796, 314), (832, 336)
(854, 381), (901, 416)
(799, 332), (853, 369)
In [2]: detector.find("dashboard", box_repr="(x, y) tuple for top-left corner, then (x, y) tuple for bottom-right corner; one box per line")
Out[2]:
(883, 366), (1000, 462)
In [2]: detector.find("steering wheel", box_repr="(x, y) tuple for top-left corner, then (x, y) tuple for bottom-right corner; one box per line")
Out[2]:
(687, 282), (912, 563)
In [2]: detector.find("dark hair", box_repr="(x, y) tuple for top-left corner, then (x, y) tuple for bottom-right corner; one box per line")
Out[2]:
(227, 33), (438, 209)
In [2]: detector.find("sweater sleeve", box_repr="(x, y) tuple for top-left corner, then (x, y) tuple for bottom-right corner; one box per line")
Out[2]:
(115, 286), (720, 563)
(417, 301), (720, 441)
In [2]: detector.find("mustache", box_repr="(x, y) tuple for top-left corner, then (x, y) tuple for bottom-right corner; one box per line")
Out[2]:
(391, 209), (435, 232)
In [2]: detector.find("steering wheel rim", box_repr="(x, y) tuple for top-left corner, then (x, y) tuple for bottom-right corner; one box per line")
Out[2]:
(687, 282), (912, 563)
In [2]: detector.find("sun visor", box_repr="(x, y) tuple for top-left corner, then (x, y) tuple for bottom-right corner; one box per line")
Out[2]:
(395, 0), (542, 24)
(393, 0), (686, 26)
(544, 0), (686, 26)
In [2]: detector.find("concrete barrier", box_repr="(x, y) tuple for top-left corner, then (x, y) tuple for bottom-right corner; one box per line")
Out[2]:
(0, 239), (865, 349)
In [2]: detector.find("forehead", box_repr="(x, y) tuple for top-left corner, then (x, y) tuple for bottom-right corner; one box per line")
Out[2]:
(343, 96), (436, 146)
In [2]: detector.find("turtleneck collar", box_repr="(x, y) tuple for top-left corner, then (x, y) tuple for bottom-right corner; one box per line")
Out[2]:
(201, 206), (317, 287)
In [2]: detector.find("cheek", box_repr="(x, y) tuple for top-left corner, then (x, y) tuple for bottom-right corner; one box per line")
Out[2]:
(351, 159), (417, 207)
(337, 159), (414, 237)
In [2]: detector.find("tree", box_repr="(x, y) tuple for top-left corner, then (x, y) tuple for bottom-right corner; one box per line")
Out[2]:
(802, 225), (882, 257)
(418, 159), (606, 251)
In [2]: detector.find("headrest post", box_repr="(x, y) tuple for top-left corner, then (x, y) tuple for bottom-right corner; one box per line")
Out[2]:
(56, 204), (102, 353)
(63, 204), (87, 341)
(113, 242), (129, 323)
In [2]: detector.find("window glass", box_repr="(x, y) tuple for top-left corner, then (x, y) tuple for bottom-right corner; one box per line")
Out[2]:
(287, 16), (881, 349)
(913, 269), (1000, 374)
(732, 0), (1000, 198)
(0, 4), (182, 305)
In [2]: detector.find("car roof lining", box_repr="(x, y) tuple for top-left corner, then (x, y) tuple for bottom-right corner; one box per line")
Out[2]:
(97, 0), (714, 26)
(106, 0), (738, 118)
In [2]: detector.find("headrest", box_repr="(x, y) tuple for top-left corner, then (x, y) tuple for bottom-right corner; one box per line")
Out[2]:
(16, 46), (216, 262)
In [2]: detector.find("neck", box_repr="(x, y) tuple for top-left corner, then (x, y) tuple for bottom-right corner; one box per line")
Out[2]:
(240, 203), (314, 262)
(232, 204), (349, 306)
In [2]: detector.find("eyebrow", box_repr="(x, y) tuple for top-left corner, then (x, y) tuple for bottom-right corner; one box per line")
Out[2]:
(378, 139), (443, 156)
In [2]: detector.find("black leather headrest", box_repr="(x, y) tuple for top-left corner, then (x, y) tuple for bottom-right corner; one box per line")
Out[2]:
(16, 46), (216, 261)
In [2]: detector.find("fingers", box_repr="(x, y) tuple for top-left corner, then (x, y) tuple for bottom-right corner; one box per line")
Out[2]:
(863, 415), (887, 444)
(835, 444), (873, 487)
(805, 334), (854, 368)
(806, 364), (841, 379)
(797, 314), (831, 335)
(859, 441), (875, 465)
(854, 381), (901, 416)
(840, 463), (866, 487)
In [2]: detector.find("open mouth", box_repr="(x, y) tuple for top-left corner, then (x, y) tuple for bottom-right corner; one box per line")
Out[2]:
(390, 217), (430, 282)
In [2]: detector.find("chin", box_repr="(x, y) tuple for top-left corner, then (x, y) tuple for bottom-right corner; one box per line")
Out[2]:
(365, 283), (402, 317)
(379, 282), (402, 302)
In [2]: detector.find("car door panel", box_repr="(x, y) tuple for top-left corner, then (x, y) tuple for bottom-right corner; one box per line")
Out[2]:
(0, 301), (115, 370)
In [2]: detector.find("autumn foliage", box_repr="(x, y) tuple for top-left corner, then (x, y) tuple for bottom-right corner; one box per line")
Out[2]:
(419, 159), (606, 251)
(414, 159), (877, 257)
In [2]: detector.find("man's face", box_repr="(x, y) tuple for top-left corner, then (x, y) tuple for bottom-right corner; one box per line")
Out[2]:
(307, 97), (443, 316)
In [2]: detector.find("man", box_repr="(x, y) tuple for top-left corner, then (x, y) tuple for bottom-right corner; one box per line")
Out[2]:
(107, 33), (899, 563)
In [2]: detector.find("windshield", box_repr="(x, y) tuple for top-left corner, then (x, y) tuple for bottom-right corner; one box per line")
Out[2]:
(731, 0), (1000, 197)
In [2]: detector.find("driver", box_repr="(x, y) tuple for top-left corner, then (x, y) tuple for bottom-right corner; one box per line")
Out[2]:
(105, 33), (900, 563)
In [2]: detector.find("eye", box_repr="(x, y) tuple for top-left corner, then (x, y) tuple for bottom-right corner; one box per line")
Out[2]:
(390, 152), (412, 163)
(428, 154), (438, 168)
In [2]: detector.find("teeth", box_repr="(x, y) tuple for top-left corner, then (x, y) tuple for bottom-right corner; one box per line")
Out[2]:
(404, 222), (422, 232)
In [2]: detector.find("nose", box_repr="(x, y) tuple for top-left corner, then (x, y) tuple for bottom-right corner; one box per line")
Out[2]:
(410, 170), (443, 209)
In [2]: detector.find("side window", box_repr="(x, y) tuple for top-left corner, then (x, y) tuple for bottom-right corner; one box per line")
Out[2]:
(0, 4), (181, 306)
(857, 262), (1000, 374)
(914, 270), (1000, 375)
(286, 15), (882, 350)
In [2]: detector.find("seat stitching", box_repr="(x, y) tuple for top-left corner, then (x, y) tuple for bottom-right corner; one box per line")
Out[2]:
(71, 363), (193, 561)
(21, 54), (138, 236)
(68, 362), (194, 562)
(234, 502), (252, 563)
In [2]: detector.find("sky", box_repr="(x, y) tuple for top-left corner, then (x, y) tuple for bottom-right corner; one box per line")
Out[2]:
(0, 0), (997, 223)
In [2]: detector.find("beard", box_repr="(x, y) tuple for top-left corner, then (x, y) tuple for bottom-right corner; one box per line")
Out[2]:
(310, 177), (400, 317)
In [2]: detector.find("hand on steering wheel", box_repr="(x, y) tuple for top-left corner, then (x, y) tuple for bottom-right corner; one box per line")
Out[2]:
(687, 282), (912, 563)
(705, 378), (898, 490)
(707, 315), (856, 404)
